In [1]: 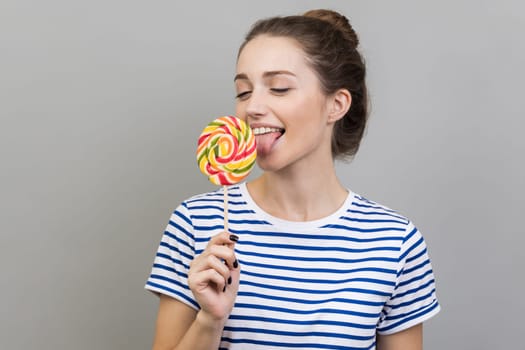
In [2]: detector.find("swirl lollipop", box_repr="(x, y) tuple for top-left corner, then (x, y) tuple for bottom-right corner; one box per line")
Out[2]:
(197, 116), (256, 229)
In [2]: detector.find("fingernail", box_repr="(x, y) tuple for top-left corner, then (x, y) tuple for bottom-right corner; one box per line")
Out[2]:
(229, 234), (239, 242)
(227, 276), (232, 285)
(233, 259), (238, 269)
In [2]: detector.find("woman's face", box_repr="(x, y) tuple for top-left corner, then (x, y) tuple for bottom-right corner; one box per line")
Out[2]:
(235, 35), (335, 173)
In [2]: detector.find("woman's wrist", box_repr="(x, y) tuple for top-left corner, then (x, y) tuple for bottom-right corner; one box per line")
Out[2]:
(195, 310), (228, 332)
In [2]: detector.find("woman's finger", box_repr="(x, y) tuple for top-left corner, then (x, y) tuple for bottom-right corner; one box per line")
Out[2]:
(207, 244), (237, 270)
(188, 268), (226, 293)
(208, 231), (239, 247)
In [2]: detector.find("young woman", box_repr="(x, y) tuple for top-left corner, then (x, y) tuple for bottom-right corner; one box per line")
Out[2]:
(146, 9), (440, 350)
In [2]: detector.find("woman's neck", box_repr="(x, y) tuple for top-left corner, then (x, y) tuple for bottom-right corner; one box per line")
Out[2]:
(247, 163), (348, 222)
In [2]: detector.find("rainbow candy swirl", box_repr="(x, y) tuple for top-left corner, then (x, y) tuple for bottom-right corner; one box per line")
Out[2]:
(197, 116), (256, 186)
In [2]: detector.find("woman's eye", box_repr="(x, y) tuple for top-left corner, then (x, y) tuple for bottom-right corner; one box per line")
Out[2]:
(271, 88), (290, 94)
(236, 91), (251, 99)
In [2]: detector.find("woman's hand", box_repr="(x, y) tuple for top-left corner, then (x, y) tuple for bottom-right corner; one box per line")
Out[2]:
(187, 232), (240, 324)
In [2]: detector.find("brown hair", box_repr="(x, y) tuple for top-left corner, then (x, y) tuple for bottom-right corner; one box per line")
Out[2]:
(238, 9), (368, 159)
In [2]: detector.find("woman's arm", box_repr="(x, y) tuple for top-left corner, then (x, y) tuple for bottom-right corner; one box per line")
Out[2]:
(376, 324), (423, 350)
(152, 295), (226, 350)
(151, 232), (240, 350)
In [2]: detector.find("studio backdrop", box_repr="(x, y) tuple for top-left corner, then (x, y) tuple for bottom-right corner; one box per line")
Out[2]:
(1, 1), (523, 349)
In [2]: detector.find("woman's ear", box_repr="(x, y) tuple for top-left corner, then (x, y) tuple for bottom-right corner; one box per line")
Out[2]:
(328, 88), (351, 123)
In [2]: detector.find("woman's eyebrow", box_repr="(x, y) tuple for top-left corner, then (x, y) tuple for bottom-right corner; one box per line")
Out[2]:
(234, 73), (248, 82)
(234, 70), (296, 82)
(263, 70), (296, 78)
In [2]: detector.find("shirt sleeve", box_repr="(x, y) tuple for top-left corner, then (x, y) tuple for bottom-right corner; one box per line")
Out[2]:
(144, 202), (199, 310)
(376, 222), (440, 334)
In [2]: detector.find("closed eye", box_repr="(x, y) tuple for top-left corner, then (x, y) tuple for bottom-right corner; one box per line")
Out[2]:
(236, 91), (252, 99)
(271, 88), (290, 94)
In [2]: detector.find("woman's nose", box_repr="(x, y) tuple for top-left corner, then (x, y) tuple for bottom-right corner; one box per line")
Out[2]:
(244, 90), (267, 119)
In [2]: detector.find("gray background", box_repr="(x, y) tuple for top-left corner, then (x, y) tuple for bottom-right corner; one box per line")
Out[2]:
(1, 0), (523, 349)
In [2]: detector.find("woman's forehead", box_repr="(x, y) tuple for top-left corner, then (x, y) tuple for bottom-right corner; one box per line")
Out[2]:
(236, 36), (310, 77)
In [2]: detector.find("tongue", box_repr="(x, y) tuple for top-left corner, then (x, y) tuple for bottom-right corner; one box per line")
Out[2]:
(256, 132), (281, 157)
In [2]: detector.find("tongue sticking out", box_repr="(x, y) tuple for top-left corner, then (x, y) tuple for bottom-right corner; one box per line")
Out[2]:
(256, 131), (282, 157)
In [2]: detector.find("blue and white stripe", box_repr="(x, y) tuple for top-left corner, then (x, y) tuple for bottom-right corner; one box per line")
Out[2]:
(146, 183), (440, 349)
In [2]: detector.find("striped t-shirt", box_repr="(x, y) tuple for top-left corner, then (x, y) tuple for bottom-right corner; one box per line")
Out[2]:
(145, 183), (440, 350)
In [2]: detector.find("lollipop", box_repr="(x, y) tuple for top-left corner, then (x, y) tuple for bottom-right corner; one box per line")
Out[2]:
(197, 116), (256, 229)
(197, 116), (256, 186)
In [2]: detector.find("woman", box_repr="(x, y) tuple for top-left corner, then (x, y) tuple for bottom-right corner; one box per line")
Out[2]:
(146, 9), (440, 350)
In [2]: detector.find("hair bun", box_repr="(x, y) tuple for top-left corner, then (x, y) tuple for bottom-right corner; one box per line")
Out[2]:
(303, 9), (359, 48)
